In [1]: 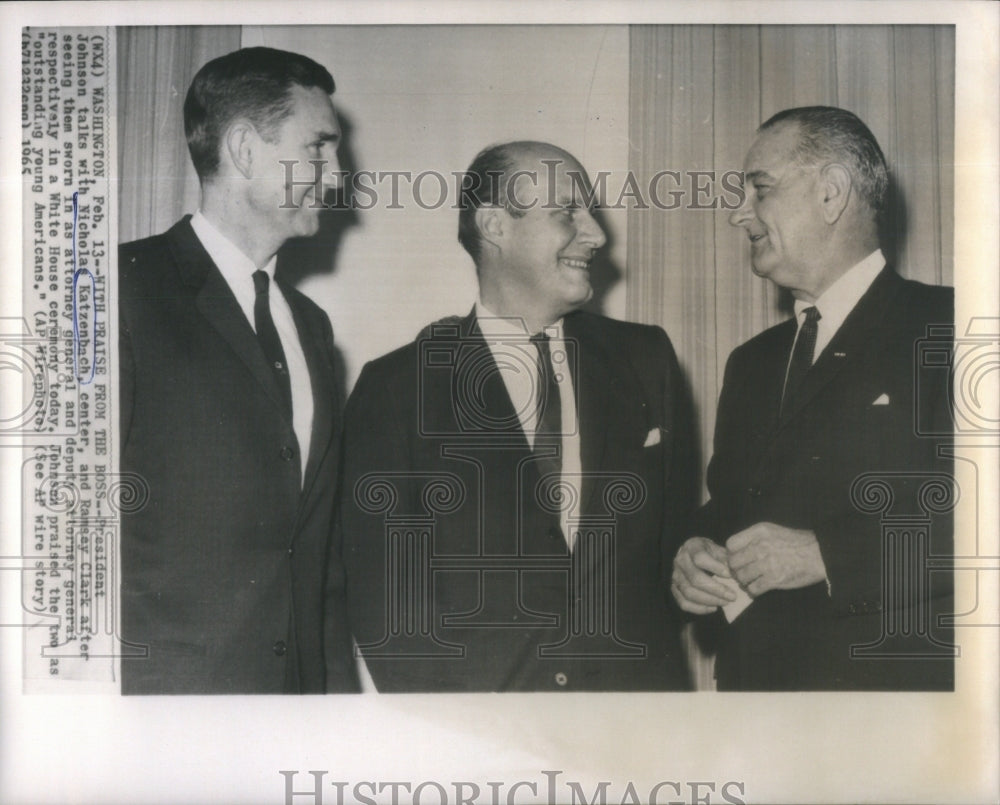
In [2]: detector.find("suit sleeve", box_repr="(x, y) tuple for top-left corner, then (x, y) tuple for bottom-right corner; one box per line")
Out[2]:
(322, 313), (360, 692)
(812, 430), (953, 615)
(325, 504), (360, 691)
(654, 327), (699, 587)
(337, 360), (413, 691)
(687, 347), (741, 545)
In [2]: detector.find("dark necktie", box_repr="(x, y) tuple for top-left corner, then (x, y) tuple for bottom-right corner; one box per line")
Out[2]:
(530, 332), (562, 480)
(781, 305), (821, 417)
(252, 270), (293, 419)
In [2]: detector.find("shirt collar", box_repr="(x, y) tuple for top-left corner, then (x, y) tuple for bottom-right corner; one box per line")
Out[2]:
(475, 298), (563, 339)
(794, 249), (885, 327)
(191, 210), (277, 281)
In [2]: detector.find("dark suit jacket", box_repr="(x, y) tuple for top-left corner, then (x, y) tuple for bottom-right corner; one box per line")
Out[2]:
(119, 216), (358, 694)
(341, 309), (695, 691)
(693, 267), (954, 690)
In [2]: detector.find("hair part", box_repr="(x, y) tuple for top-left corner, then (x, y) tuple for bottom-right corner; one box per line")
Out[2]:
(184, 46), (335, 183)
(760, 106), (889, 218)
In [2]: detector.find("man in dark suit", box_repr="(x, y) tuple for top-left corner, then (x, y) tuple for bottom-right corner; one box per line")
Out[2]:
(341, 142), (694, 691)
(671, 106), (954, 690)
(119, 47), (358, 694)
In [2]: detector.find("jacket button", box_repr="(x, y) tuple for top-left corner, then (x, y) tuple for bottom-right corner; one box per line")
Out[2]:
(873, 601), (883, 613)
(272, 640), (287, 656)
(279, 446), (294, 461)
(747, 486), (761, 497)
(554, 672), (568, 687)
(287, 547), (294, 557)
(848, 604), (857, 615)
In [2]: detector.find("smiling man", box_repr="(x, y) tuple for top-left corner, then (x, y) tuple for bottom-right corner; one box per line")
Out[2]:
(341, 142), (695, 691)
(119, 47), (358, 694)
(671, 107), (954, 690)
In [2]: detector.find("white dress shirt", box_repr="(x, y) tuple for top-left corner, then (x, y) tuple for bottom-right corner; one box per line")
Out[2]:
(791, 249), (886, 363)
(475, 300), (582, 547)
(190, 211), (314, 481)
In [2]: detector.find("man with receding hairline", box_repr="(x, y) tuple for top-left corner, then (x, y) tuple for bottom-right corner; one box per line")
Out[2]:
(119, 47), (358, 694)
(341, 141), (695, 691)
(671, 106), (954, 690)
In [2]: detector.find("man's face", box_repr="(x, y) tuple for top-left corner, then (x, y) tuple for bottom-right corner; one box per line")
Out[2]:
(729, 122), (829, 300)
(250, 84), (341, 244)
(496, 149), (607, 318)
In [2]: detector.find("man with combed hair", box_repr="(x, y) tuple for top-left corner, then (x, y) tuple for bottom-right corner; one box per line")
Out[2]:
(671, 106), (954, 690)
(119, 47), (358, 693)
(342, 141), (695, 691)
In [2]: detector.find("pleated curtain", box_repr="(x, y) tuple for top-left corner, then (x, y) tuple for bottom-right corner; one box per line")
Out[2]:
(628, 25), (955, 688)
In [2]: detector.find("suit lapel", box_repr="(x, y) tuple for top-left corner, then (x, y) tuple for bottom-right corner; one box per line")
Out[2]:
(168, 217), (292, 424)
(778, 267), (902, 428)
(759, 321), (797, 435)
(563, 314), (613, 518)
(280, 278), (336, 501)
(462, 310), (532, 446)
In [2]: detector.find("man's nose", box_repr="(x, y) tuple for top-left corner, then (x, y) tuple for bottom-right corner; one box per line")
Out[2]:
(577, 208), (607, 249)
(325, 152), (342, 188)
(728, 195), (754, 228)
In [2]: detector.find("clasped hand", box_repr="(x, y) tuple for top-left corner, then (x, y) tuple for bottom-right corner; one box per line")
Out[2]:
(671, 522), (826, 614)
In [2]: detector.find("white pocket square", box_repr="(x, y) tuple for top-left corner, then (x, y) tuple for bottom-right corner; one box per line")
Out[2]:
(872, 393), (890, 406)
(643, 427), (662, 447)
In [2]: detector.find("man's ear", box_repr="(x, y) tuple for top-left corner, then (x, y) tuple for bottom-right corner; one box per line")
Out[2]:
(475, 205), (506, 252)
(819, 162), (852, 224)
(223, 120), (256, 179)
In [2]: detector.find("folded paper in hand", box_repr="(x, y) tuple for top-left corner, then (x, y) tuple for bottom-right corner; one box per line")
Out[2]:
(715, 574), (753, 622)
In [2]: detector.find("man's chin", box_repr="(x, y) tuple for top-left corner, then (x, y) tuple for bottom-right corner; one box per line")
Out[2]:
(568, 284), (594, 310)
(294, 213), (321, 238)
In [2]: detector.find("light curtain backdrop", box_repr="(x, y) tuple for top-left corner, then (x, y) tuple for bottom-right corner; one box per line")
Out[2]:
(116, 24), (954, 690)
(627, 25), (954, 687)
(117, 27), (241, 243)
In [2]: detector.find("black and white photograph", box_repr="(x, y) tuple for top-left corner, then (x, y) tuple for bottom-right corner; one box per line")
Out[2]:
(1, 2), (997, 804)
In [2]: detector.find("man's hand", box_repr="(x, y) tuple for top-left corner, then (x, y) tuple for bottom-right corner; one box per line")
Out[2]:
(726, 522), (826, 597)
(671, 536), (738, 614)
